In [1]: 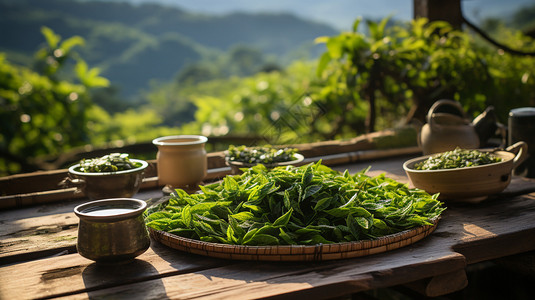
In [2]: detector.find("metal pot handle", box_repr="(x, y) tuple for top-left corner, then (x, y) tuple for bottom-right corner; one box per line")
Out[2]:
(506, 141), (528, 169)
(59, 176), (86, 194)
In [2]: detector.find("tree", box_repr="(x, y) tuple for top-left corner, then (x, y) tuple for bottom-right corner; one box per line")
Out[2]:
(315, 17), (535, 134)
(0, 27), (109, 175)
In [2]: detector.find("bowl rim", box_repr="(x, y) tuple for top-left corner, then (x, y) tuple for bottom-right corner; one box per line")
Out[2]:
(74, 198), (147, 222)
(68, 158), (148, 176)
(403, 149), (514, 173)
(152, 135), (207, 146)
(226, 153), (305, 168)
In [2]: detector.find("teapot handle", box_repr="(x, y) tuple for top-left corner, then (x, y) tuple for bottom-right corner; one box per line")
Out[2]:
(426, 99), (468, 123)
(506, 141), (528, 168)
(59, 176), (86, 194)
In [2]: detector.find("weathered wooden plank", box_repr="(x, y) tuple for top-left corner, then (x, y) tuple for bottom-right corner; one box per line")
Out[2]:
(0, 169), (227, 210)
(2, 155), (535, 299)
(7, 190), (535, 299)
(0, 189), (163, 264)
(0, 130), (415, 196)
(69, 249), (463, 300)
(0, 154), (228, 195)
(0, 236), (465, 300)
(0, 242), (231, 300)
(0, 147), (420, 209)
(0, 211), (78, 265)
(404, 269), (468, 297)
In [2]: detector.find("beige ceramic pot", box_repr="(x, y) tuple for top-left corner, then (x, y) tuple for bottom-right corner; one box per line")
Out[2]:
(403, 141), (528, 203)
(152, 135), (207, 189)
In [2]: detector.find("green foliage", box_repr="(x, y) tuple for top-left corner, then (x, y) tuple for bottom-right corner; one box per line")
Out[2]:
(146, 161), (444, 245)
(2, 8), (535, 176)
(145, 17), (535, 147)
(85, 105), (179, 148)
(146, 60), (326, 144)
(315, 17), (535, 131)
(0, 27), (108, 175)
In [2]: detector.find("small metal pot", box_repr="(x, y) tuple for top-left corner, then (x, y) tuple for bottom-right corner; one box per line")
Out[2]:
(64, 159), (148, 200)
(74, 198), (150, 263)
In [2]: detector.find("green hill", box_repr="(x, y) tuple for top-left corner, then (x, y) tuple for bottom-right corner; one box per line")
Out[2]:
(0, 0), (337, 99)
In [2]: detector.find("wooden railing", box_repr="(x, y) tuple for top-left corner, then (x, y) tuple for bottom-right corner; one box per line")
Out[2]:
(0, 130), (421, 209)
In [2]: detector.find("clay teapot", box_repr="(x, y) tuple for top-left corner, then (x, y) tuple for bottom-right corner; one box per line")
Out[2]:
(419, 99), (480, 155)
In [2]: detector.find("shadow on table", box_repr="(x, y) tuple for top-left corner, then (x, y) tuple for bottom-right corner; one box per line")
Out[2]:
(82, 259), (168, 299)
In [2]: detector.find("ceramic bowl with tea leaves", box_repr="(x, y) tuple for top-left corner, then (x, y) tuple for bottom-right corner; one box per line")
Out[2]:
(224, 145), (304, 174)
(403, 142), (527, 203)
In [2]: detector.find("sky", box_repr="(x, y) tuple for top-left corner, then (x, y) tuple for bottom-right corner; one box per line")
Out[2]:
(117, 0), (535, 30)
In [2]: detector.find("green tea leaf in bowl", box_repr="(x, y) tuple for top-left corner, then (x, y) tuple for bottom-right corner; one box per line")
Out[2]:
(226, 145), (299, 164)
(414, 148), (502, 170)
(77, 153), (143, 173)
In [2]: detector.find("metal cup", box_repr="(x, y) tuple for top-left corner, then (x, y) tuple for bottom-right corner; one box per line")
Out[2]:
(74, 198), (150, 263)
(508, 107), (535, 178)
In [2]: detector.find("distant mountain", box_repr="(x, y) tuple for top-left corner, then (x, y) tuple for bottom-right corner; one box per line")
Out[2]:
(0, 0), (338, 99)
(103, 0), (535, 30)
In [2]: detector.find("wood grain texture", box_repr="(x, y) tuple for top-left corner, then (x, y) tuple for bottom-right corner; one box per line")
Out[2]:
(405, 269), (468, 297)
(0, 189), (164, 264)
(0, 242), (229, 300)
(0, 235), (465, 300)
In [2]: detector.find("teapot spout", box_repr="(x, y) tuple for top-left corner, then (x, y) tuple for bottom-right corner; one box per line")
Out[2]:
(472, 106), (498, 146)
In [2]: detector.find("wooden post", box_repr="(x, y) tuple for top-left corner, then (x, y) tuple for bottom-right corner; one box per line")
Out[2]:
(413, 0), (463, 29)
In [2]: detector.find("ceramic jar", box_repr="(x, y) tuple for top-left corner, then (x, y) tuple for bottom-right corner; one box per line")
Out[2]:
(152, 135), (207, 189)
(420, 99), (480, 155)
(74, 198), (150, 263)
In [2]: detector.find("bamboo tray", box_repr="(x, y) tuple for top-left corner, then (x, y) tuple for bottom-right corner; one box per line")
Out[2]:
(149, 218), (439, 261)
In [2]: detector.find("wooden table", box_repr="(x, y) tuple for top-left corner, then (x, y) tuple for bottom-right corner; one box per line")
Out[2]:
(1, 153), (535, 299)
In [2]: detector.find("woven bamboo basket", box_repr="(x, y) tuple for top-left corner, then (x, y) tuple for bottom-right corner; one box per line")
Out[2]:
(149, 218), (439, 261)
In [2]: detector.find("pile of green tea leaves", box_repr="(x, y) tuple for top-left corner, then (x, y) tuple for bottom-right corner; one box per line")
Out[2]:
(226, 145), (299, 164)
(145, 161), (444, 246)
(76, 153), (142, 173)
(415, 148), (502, 170)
